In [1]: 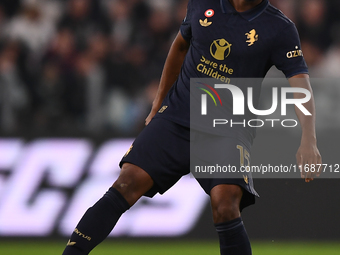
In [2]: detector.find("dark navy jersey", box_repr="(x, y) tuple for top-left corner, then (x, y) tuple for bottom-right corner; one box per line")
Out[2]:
(155, 0), (308, 139)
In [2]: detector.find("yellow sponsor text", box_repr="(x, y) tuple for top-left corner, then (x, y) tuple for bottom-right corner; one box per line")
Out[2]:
(74, 228), (91, 241)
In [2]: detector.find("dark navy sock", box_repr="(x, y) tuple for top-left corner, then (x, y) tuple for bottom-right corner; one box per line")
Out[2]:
(62, 187), (130, 255)
(215, 217), (252, 255)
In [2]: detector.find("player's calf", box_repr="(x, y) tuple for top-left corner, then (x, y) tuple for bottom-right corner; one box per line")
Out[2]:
(210, 184), (251, 255)
(62, 163), (154, 255)
(62, 187), (130, 255)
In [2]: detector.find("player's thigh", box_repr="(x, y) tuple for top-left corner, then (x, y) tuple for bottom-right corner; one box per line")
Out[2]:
(193, 132), (257, 213)
(119, 117), (190, 198)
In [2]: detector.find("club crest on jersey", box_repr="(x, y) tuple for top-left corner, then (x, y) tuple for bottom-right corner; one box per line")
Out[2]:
(245, 29), (259, 46)
(210, 39), (232, 60)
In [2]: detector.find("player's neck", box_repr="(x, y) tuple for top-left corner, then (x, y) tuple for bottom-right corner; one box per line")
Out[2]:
(228, 0), (263, 12)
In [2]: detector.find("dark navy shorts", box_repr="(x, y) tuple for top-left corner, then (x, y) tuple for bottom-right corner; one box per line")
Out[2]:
(120, 117), (258, 210)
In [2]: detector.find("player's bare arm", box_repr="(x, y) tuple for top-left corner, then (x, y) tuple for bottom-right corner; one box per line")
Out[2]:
(288, 73), (322, 182)
(145, 32), (190, 125)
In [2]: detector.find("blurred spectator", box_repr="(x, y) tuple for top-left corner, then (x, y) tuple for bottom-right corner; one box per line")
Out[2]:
(318, 41), (340, 78)
(58, 0), (110, 51)
(0, 41), (29, 131)
(269, 0), (296, 22)
(108, 0), (133, 48)
(0, 0), (21, 18)
(174, 0), (189, 27)
(33, 28), (78, 130)
(0, 6), (8, 40)
(3, 0), (57, 107)
(296, 0), (331, 52)
(4, 0), (55, 56)
(74, 51), (105, 132)
(33, 60), (65, 131)
(38, 0), (63, 24)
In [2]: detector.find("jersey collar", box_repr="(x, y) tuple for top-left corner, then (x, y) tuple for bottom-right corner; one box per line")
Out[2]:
(220, 0), (269, 21)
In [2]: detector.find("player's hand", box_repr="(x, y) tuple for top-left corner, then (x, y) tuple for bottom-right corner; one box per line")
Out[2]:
(145, 108), (158, 126)
(296, 141), (322, 182)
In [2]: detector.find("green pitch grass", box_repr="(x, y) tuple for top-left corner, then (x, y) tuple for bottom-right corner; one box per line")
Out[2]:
(1, 240), (340, 255)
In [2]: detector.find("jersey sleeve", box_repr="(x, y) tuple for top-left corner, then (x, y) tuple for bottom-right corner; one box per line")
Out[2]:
(270, 23), (308, 78)
(180, 0), (193, 42)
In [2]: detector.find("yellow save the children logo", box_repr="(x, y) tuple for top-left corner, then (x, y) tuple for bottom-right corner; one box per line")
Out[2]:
(210, 39), (232, 61)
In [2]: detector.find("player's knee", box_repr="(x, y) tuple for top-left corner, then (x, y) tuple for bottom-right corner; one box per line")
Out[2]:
(112, 177), (133, 194)
(112, 163), (154, 205)
(210, 185), (242, 223)
(112, 175), (140, 206)
(212, 202), (240, 224)
(112, 171), (137, 197)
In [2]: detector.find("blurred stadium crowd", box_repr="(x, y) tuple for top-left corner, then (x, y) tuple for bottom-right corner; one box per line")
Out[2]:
(0, 0), (339, 135)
